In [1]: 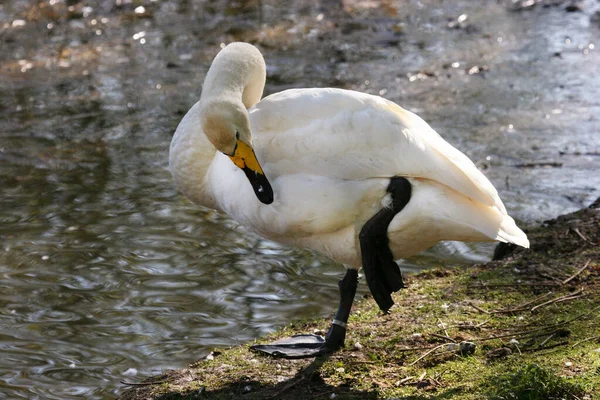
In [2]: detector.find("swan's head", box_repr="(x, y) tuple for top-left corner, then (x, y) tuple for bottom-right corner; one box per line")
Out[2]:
(201, 99), (273, 204)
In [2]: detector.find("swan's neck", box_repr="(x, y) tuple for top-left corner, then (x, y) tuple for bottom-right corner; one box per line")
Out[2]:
(169, 43), (266, 209)
(200, 43), (266, 109)
(169, 101), (219, 208)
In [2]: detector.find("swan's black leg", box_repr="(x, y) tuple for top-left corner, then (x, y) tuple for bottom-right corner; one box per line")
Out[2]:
(250, 269), (358, 359)
(359, 177), (411, 312)
(324, 268), (358, 349)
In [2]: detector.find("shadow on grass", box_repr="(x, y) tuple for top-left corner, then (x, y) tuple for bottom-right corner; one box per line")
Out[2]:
(151, 355), (372, 400)
(148, 352), (469, 400)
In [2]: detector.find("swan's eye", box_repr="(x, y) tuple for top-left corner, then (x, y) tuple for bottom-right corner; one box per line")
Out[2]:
(236, 131), (240, 140)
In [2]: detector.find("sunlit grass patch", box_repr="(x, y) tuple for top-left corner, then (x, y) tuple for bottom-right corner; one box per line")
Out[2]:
(485, 363), (586, 400)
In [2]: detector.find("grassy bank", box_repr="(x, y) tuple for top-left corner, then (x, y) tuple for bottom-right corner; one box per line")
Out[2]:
(120, 199), (599, 400)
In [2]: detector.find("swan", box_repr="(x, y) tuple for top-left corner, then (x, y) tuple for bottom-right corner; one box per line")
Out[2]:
(169, 42), (529, 358)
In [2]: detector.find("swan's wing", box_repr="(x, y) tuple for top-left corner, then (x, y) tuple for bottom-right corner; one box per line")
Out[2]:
(383, 100), (507, 214)
(250, 88), (506, 214)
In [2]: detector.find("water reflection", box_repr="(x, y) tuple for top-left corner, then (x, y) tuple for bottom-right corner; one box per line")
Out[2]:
(0, 0), (599, 399)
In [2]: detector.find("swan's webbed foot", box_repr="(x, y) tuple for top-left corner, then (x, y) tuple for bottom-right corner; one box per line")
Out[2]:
(251, 269), (357, 359)
(250, 334), (328, 358)
(250, 323), (346, 359)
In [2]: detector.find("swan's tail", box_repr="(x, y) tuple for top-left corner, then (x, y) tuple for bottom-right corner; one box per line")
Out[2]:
(494, 213), (529, 248)
(419, 178), (530, 248)
(390, 179), (529, 252)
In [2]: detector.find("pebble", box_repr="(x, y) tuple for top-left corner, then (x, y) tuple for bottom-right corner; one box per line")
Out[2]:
(487, 347), (512, 358)
(460, 341), (476, 354)
(446, 341), (476, 355)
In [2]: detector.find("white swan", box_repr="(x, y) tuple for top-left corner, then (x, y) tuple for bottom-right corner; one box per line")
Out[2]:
(169, 42), (529, 358)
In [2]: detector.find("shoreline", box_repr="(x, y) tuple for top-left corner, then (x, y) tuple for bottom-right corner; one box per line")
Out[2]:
(120, 198), (599, 399)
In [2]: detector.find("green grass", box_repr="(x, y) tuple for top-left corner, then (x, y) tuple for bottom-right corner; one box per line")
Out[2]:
(487, 364), (586, 400)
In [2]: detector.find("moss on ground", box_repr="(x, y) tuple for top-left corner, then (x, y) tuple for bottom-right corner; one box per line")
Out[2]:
(486, 363), (587, 400)
(119, 199), (600, 400)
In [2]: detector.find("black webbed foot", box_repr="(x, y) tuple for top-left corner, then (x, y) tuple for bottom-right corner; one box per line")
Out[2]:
(250, 270), (357, 359)
(250, 323), (346, 359)
(250, 334), (329, 358)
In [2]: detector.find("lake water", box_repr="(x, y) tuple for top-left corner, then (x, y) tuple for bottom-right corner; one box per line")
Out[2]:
(1, 0), (599, 398)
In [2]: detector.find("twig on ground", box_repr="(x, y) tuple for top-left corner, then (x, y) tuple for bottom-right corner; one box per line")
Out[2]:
(399, 372), (436, 387)
(431, 370), (448, 386)
(468, 283), (561, 289)
(479, 305), (600, 342)
(538, 333), (555, 347)
(492, 292), (553, 314)
(339, 359), (376, 364)
(468, 303), (490, 314)
(438, 318), (451, 339)
(529, 340), (569, 352)
(562, 259), (592, 285)
(538, 272), (564, 283)
(476, 319), (490, 328)
(480, 331), (531, 342)
(553, 294), (587, 304)
(397, 376), (414, 386)
(454, 319), (490, 330)
(431, 332), (456, 343)
(571, 336), (600, 348)
(396, 345), (438, 353)
(530, 289), (584, 312)
(573, 228), (593, 244)
(410, 344), (446, 366)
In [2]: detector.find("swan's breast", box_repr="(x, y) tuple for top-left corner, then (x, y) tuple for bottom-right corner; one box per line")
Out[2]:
(208, 152), (390, 238)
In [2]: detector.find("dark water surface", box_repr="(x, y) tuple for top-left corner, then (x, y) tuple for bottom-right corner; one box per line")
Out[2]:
(1, 0), (599, 398)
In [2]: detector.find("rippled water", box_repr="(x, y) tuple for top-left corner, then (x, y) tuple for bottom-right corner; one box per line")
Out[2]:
(1, 0), (599, 398)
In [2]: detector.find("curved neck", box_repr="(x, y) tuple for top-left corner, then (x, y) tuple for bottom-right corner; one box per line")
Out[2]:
(169, 43), (266, 210)
(200, 43), (266, 109)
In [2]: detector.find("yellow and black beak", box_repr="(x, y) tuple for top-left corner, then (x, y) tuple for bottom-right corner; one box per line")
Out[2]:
(228, 141), (274, 205)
